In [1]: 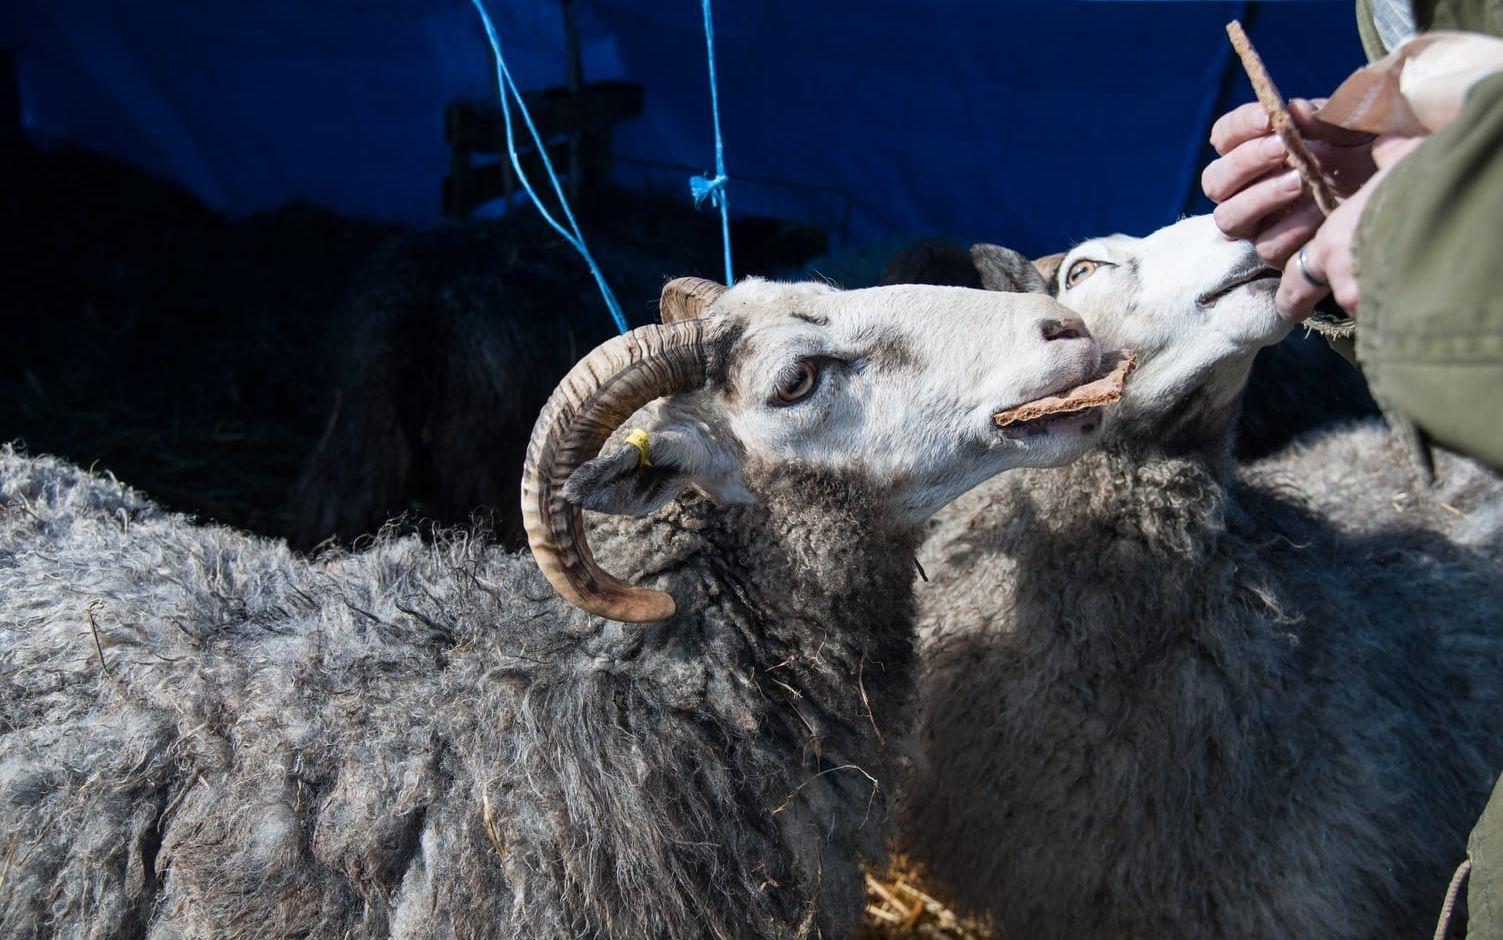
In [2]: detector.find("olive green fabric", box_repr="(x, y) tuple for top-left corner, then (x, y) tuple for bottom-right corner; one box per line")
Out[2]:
(1353, 71), (1503, 472)
(1471, 776), (1503, 940)
(1411, 0), (1503, 41)
(1356, 0), (1394, 59)
(1357, 0), (1503, 58)
(1347, 8), (1503, 938)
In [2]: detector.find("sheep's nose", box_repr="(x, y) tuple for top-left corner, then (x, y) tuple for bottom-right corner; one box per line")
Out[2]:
(1041, 316), (1089, 342)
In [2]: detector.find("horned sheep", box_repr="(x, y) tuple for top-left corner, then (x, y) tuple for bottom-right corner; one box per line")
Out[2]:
(902, 216), (1503, 939)
(0, 276), (1120, 939)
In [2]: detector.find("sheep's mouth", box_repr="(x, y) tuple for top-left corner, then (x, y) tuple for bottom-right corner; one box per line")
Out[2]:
(993, 351), (1135, 438)
(1197, 264), (1280, 306)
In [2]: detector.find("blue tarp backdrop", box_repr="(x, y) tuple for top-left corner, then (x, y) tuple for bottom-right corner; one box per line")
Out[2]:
(4, 1), (1365, 257)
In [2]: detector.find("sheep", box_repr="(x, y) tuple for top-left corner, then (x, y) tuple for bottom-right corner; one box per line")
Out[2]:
(0, 274), (1123, 939)
(900, 215), (1503, 939)
(289, 208), (734, 551)
(289, 219), (620, 550)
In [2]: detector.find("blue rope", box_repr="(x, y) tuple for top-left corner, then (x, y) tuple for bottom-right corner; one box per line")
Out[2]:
(690, 0), (733, 285)
(467, 0), (628, 333)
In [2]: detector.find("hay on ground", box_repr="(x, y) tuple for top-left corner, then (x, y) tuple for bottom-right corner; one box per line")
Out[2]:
(858, 854), (997, 940)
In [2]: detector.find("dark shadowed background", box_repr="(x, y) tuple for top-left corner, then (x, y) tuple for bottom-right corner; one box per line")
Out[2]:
(0, 1), (1376, 544)
(6, 0), (1364, 250)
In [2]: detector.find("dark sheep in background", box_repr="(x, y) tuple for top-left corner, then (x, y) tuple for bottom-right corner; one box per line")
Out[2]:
(290, 221), (626, 550)
(875, 238), (982, 289)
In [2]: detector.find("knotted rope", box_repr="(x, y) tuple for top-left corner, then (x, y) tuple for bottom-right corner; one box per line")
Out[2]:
(690, 0), (734, 285)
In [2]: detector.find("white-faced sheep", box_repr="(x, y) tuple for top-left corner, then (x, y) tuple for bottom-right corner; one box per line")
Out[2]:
(875, 235), (1378, 461)
(901, 215), (1503, 939)
(0, 275), (1125, 939)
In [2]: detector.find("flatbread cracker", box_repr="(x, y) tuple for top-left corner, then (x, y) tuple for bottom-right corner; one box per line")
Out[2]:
(994, 351), (1135, 429)
(1226, 20), (1341, 216)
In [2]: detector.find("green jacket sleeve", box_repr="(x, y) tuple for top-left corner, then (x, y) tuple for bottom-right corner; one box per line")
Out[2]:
(1354, 72), (1503, 471)
(1357, 0), (1503, 60)
(1355, 0), (1394, 60)
(1411, 0), (1503, 40)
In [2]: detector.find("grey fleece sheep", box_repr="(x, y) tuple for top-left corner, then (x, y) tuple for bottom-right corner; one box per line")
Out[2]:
(0, 445), (915, 938)
(3, 263), (1116, 938)
(902, 218), (1503, 939)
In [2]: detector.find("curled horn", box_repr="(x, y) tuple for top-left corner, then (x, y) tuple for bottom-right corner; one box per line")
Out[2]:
(521, 320), (709, 622)
(659, 276), (726, 323)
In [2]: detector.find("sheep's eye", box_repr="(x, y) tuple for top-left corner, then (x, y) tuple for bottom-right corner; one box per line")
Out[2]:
(772, 359), (821, 405)
(1065, 259), (1100, 288)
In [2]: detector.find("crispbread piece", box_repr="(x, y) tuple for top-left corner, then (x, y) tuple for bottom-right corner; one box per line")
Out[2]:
(993, 351), (1135, 429)
(1227, 20), (1341, 216)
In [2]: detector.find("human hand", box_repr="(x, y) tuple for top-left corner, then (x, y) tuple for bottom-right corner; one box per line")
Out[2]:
(1202, 99), (1378, 267)
(1274, 135), (1426, 322)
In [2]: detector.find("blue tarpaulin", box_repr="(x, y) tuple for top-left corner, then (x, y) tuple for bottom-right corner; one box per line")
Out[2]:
(4, 1), (1365, 256)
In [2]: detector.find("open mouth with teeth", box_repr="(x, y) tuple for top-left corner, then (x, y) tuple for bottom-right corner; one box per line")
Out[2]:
(1197, 264), (1281, 306)
(993, 351), (1136, 439)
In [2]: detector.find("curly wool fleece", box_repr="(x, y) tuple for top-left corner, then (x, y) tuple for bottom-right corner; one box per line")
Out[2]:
(904, 435), (1503, 940)
(0, 446), (919, 939)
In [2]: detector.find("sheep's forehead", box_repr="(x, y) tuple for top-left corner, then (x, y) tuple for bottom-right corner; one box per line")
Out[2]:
(715, 284), (1081, 418)
(711, 282), (907, 371)
(1062, 218), (1249, 310)
(1066, 233), (1137, 265)
(711, 280), (1045, 362)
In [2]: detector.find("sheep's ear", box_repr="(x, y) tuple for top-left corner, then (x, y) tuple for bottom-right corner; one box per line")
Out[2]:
(563, 427), (734, 516)
(970, 243), (1051, 294)
(877, 239), (982, 288)
(1032, 252), (1066, 290)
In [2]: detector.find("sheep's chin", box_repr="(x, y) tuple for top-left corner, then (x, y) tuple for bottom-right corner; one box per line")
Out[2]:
(997, 407), (1105, 442)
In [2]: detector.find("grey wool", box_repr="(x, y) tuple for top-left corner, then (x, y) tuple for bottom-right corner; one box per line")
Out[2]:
(903, 423), (1503, 938)
(1245, 417), (1503, 556)
(0, 444), (919, 939)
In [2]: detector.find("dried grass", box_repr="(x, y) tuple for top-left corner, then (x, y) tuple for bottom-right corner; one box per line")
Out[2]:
(858, 853), (997, 940)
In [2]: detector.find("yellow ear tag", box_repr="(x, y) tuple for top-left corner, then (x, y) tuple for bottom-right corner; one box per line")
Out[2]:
(623, 428), (653, 468)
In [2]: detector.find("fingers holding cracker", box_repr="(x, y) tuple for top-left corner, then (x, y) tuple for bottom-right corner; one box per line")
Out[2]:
(1226, 20), (1341, 216)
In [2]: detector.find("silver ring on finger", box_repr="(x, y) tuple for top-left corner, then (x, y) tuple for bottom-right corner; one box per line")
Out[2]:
(1296, 244), (1329, 289)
